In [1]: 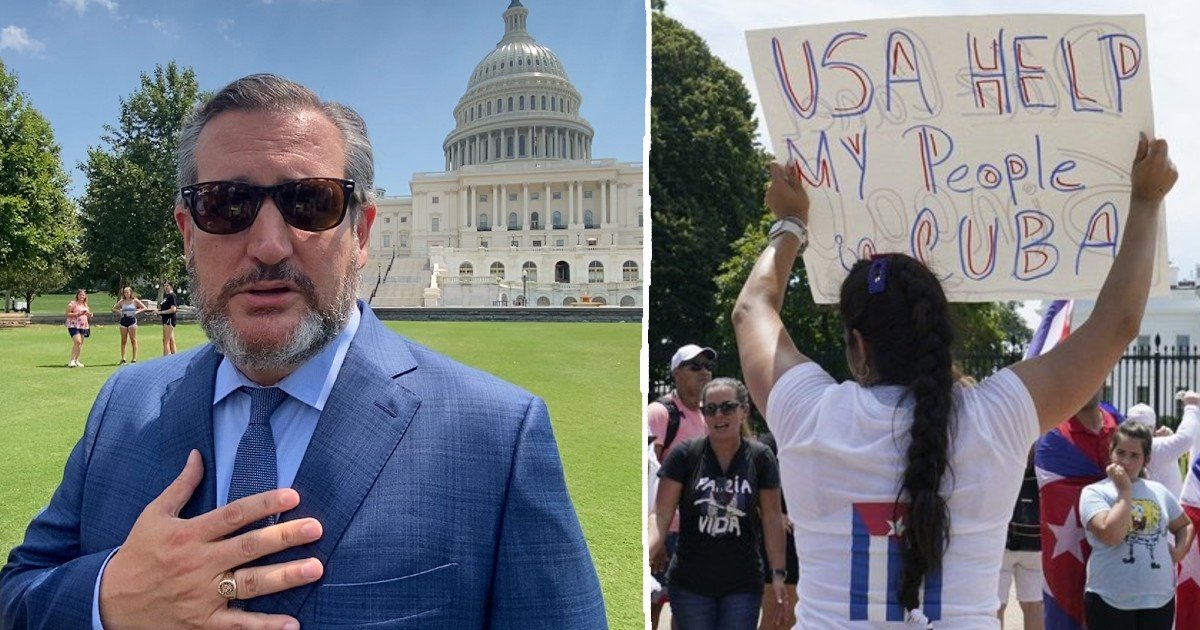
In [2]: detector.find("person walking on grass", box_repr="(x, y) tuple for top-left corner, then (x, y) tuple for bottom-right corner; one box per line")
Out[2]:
(156, 281), (179, 356)
(65, 289), (91, 368)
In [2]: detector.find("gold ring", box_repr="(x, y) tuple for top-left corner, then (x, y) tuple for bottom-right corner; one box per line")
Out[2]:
(217, 571), (237, 600)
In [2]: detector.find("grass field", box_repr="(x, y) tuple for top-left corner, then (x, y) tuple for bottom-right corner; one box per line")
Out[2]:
(0, 320), (642, 628)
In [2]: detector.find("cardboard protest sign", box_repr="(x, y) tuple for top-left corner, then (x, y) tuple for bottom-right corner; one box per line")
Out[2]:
(747, 14), (1168, 303)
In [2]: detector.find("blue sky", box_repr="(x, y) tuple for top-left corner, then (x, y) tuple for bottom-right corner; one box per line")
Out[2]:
(0, 0), (647, 198)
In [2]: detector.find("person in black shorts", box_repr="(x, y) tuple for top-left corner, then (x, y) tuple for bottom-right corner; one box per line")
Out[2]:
(111, 286), (148, 364)
(156, 281), (178, 355)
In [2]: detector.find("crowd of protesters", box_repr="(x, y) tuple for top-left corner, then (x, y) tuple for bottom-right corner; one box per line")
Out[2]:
(648, 135), (1200, 629)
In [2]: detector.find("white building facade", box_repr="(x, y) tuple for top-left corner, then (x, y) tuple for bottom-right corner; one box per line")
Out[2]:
(362, 0), (644, 307)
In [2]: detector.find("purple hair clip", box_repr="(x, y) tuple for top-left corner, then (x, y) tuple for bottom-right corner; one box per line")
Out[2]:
(867, 256), (888, 295)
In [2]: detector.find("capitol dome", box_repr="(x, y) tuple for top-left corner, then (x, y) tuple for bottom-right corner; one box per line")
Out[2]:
(443, 0), (594, 171)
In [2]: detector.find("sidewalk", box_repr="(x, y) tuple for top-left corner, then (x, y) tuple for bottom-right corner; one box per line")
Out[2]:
(655, 586), (1028, 628)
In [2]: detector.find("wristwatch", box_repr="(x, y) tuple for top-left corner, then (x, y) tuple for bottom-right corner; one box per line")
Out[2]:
(768, 216), (809, 255)
(771, 568), (787, 579)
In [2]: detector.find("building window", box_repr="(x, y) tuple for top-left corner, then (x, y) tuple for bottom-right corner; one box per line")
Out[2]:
(522, 261), (537, 282)
(478, 214), (490, 230)
(537, 296), (550, 306)
(382, 233), (391, 248)
(562, 297), (577, 306)
(551, 99), (556, 112)
(496, 98), (501, 112)
(530, 212), (541, 229)
(552, 192), (561, 200)
(479, 194), (488, 202)
(400, 235), (408, 248)
(511, 239), (519, 247)
(584, 210), (596, 228)
(432, 196), (439, 204)
(623, 260), (639, 281)
(508, 212), (519, 229)
(519, 96), (525, 110)
(555, 239), (565, 247)
(459, 262), (473, 276)
(508, 97), (513, 111)
(552, 211), (564, 229)
(507, 136), (514, 158)
(620, 295), (635, 307)
(469, 109), (474, 121)
(431, 217), (440, 232)
(400, 216), (408, 223)
(541, 95), (546, 110)
(1178, 335), (1192, 350)
(1136, 335), (1151, 352)
(588, 261), (604, 283)
(532, 240), (542, 247)
(531, 192), (540, 200)
(638, 188), (643, 197)
(509, 193), (518, 201)
(384, 216), (391, 224)
(638, 212), (643, 227)
(583, 190), (593, 199)
(486, 102), (492, 115)
(490, 262), (505, 278)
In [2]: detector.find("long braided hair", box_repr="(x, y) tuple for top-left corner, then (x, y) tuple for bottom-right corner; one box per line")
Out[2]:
(839, 253), (956, 612)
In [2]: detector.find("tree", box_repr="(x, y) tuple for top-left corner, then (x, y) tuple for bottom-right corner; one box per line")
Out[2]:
(649, 11), (768, 387)
(0, 60), (81, 312)
(78, 62), (202, 298)
(712, 211), (1034, 385)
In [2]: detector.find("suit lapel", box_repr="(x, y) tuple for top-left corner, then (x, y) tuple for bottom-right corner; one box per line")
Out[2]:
(255, 307), (421, 617)
(156, 345), (221, 519)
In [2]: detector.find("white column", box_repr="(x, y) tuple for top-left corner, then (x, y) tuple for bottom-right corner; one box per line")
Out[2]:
(601, 180), (608, 225)
(522, 184), (529, 229)
(500, 184), (507, 230)
(568, 181), (575, 226)
(491, 185), (499, 229)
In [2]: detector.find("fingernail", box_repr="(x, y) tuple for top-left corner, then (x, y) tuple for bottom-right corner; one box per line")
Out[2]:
(283, 621), (299, 630)
(301, 560), (322, 579)
(302, 522), (321, 538)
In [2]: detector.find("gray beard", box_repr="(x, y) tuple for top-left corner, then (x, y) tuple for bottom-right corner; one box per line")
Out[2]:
(188, 251), (359, 375)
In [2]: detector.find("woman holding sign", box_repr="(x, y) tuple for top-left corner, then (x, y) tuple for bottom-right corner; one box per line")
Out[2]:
(731, 134), (1176, 627)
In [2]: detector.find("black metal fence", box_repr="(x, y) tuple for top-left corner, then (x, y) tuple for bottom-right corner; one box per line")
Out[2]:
(648, 339), (1200, 425)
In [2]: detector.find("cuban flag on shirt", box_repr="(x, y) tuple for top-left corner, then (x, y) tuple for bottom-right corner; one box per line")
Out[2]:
(849, 502), (942, 622)
(1027, 299), (1095, 629)
(1176, 426), (1200, 628)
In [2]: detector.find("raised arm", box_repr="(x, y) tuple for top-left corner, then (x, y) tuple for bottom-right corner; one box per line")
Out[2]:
(732, 163), (812, 411)
(1010, 134), (1177, 433)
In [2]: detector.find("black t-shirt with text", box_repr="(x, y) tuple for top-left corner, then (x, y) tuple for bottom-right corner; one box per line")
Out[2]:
(660, 437), (781, 597)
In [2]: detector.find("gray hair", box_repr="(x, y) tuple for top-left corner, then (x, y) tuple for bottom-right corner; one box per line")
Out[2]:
(175, 74), (375, 219)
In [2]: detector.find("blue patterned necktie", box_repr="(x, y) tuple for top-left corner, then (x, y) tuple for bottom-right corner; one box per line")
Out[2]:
(228, 386), (287, 531)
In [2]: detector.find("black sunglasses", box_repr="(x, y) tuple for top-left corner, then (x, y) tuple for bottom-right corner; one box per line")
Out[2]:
(682, 361), (715, 372)
(702, 401), (743, 417)
(180, 178), (355, 235)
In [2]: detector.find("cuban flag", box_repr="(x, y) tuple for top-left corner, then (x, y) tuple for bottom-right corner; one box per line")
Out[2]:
(1176, 404), (1200, 628)
(1026, 299), (1096, 629)
(849, 502), (942, 622)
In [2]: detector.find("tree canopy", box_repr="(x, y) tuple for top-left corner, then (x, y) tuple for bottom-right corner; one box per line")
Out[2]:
(649, 11), (768, 386)
(0, 60), (81, 311)
(78, 61), (202, 298)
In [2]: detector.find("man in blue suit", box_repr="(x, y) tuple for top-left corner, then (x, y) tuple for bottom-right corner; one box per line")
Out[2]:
(0, 74), (606, 629)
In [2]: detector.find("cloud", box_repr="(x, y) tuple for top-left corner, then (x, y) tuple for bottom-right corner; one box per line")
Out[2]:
(59, 0), (118, 14)
(136, 17), (176, 37)
(0, 26), (45, 54)
(217, 18), (235, 32)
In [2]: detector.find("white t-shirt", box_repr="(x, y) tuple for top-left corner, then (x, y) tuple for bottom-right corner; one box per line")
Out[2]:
(1146, 405), (1199, 499)
(766, 363), (1038, 628)
(1079, 477), (1182, 610)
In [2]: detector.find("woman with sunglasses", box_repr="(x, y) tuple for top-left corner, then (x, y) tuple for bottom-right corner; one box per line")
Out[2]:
(649, 377), (788, 630)
(111, 286), (148, 364)
(732, 134), (1177, 626)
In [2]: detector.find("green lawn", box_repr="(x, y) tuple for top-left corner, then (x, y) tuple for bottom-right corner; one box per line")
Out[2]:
(22, 292), (78, 315)
(0, 321), (642, 628)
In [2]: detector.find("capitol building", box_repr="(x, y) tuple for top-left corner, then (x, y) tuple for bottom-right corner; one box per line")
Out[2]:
(362, 0), (644, 307)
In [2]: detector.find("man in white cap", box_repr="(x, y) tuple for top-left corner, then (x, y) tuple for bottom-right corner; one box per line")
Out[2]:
(646, 343), (716, 629)
(1127, 392), (1200, 499)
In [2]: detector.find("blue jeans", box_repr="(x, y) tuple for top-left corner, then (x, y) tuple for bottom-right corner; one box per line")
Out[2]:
(668, 584), (761, 630)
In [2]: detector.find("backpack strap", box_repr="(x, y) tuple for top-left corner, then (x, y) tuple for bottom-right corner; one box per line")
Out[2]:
(657, 396), (683, 451)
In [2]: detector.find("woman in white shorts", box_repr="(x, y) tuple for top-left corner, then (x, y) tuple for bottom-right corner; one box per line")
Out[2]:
(732, 134), (1177, 627)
